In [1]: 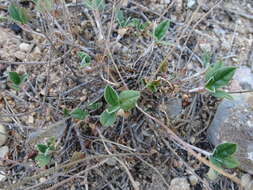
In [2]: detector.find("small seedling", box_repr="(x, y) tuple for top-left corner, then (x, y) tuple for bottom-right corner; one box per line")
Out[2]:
(100, 85), (140, 126)
(209, 143), (239, 169)
(35, 137), (56, 167)
(208, 142), (239, 179)
(84, 0), (105, 11)
(144, 79), (161, 93)
(77, 51), (91, 67)
(115, 9), (149, 31)
(8, 72), (28, 90)
(87, 102), (103, 111)
(153, 20), (170, 41)
(204, 61), (236, 100)
(64, 108), (89, 120)
(8, 3), (29, 24)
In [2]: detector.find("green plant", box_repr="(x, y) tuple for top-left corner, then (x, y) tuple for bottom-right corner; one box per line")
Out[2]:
(8, 3), (29, 24)
(144, 79), (161, 93)
(100, 86), (140, 126)
(35, 137), (56, 167)
(64, 108), (89, 120)
(153, 20), (170, 41)
(209, 143), (239, 169)
(115, 9), (149, 31)
(205, 61), (236, 100)
(77, 51), (91, 67)
(8, 72), (28, 90)
(84, 0), (105, 10)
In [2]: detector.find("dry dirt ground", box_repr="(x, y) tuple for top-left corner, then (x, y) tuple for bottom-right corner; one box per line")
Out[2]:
(0, 0), (253, 189)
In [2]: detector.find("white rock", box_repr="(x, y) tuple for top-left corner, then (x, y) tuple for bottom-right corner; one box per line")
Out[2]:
(33, 46), (41, 55)
(19, 43), (31, 52)
(163, 0), (171, 4)
(0, 172), (6, 182)
(0, 125), (7, 146)
(189, 175), (198, 185)
(169, 177), (190, 190)
(0, 146), (9, 165)
(187, 0), (197, 9)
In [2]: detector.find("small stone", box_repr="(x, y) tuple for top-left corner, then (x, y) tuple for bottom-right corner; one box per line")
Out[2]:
(0, 172), (6, 182)
(241, 174), (251, 188)
(14, 51), (26, 61)
(241, 174), (253, 190)
(189, 175), (198, 185)
(39, 177), (47, 183)
(187, 0), (197, 9)
(19, 43), (31, 52)
(0, 125), (7, 146)
(0, 146), (9, 165)
(163, 0), (171, 4)
(33, 46), (41, 55)
(169, 177), (190, 190)
(165, 98), (182, 118)
(105, 158), (117, 166)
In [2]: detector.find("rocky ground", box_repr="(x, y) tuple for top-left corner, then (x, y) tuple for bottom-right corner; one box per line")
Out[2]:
(0, 0), (253, 189)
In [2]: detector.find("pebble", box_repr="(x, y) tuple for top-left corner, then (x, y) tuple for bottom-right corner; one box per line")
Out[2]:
(0, 125), (7, 146)
(0, 172), (6, 182)
(14, 51), (26, 61)
(19, 43), (31, 52)
(187, 0), (197, 9)
(241, 174), (253, 190)
(0, 146), (9, 165)
(105, 158), (117, 166)
(169, 177), (190, 190)
(189, 175), (198, 185)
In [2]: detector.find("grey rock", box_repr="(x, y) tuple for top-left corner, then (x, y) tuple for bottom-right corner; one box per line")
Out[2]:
(165, 98), (182, 118)
(232, 66), (253, 90)
(207, 92), (253, 174)
(169, 177), (190, 190)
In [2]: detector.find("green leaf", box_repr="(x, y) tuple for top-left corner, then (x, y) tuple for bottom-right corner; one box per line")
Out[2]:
(209, 155), (222, 168)
(107, 105), (120, 114)
(205, 61), (224, 82)
(77, 51), (91, 67)
(70, 109), (89, 120)
(87, 102), (103, 110)
(9, 72), (21, 86)
(205, 67), (236, 92)
(8, 3), (29, 24)
(211, 90), (233, 100)
(153, 20), (170, 41)
(100, 110), (116, 126)
(35, 154), (51, 167)
(145, 80), (161, 93)
(213, 143), (237, 158)
(37, 144), (48, 153)
(104, 86), (119, 106)
(222, 156), (240, 168)
(63, 108), (70, 117)
(119, 90), (140, 111)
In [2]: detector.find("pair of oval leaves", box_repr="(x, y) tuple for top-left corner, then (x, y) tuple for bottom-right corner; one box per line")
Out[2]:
(100, 86), (140, 126)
